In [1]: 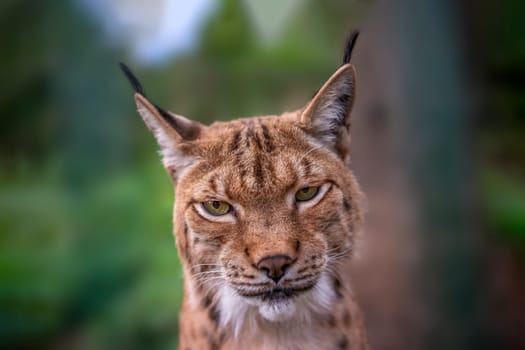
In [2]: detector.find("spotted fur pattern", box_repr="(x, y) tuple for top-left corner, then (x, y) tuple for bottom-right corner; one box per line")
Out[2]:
(123, 33), (370, 349)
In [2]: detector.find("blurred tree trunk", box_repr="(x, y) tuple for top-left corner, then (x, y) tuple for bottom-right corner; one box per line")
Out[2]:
(351, 0), (480, 349)
(393, 1), (480, 348)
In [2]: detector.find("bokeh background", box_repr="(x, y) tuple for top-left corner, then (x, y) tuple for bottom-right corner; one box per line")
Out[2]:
(1, 0), (524, 349)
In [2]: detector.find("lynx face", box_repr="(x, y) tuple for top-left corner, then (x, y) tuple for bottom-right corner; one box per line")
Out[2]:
(174, 109), (362, 325)
(121, 33), (364, 343)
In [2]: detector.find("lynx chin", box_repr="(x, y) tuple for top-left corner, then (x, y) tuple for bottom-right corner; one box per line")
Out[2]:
(121, 31), (370, 350)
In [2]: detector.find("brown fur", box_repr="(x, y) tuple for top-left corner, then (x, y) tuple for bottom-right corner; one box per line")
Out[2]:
(130, 62), (369, 349)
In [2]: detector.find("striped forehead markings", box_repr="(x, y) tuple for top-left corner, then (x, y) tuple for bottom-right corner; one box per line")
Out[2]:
(223, 118), (326, 194)
(224, 118), (281, 190)
(260, 122), (274, 153)
(229, 130), (241, 153)
(244, 119), (254, 147)
(229, 118), (275, 154)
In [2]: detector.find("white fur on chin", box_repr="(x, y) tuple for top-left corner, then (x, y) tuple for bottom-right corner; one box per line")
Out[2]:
(258, 299), (296, 322)
(218, 272), (336, 338)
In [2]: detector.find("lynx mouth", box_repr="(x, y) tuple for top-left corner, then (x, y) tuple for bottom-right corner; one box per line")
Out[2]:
(238, 284), (315, 302)
(219, 274), (334, 323)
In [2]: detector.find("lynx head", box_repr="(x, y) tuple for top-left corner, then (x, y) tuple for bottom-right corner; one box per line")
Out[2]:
(121, 32), (363, 332)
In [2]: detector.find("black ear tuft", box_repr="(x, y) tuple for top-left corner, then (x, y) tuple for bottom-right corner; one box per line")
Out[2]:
(119, 62), (146, 96)
(119, 62), (180, 131)
(342, 31), (359, 65)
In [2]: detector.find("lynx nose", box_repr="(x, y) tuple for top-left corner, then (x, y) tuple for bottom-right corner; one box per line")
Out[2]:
(256, 255), (293, 283)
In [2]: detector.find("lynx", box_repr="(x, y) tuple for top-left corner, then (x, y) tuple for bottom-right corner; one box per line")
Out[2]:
(121, 32), (369, 350)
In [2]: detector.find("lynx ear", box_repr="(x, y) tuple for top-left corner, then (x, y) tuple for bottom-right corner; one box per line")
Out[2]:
(300, 64), (356, 162)
(300, 31), (359, 163)
(119, 63), (204, 179)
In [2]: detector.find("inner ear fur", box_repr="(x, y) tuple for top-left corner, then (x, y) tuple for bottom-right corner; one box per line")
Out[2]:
(134, 93), (204, 179)
(300, 64), (356, 161)
(134, 93), (203, 143)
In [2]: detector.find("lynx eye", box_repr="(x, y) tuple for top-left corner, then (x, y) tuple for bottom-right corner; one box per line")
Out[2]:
(295, 186), (319, 202)
(202, 201), (231, 216)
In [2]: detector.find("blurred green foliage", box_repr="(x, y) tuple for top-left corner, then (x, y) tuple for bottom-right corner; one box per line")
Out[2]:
(476, 0), (525, 247)
(0, 160), (182, 349)
(481, 169), (525, 244)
